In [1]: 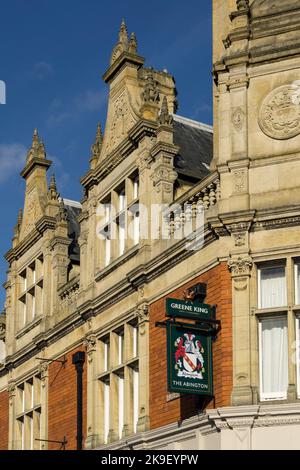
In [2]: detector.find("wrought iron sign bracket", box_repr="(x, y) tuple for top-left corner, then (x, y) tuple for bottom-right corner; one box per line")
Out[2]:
(35, 436), (68, 450)
(36, 355), (68, 368)
(156, 318), (221, 337)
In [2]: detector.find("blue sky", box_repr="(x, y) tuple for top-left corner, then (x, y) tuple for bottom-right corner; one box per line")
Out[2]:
(0, 0), (212, 309)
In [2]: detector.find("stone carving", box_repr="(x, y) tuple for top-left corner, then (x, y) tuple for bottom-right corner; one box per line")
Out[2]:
(233, 169), (247, 194)
(236, 0), (249, 10)
(8, 382), (16, 406)
(106, 91), (136, 153)
(259, 85), (300, 140)
(233, 232), (246, 247)
(137, 303), (149, 335)
(228, 256), (253, 277)
(84, 335), (97, 363)
(142, 69), (159, 104)
(232, 107), (245, 132)
(39, 361), (49, 388)
(158, 96), (173, 126)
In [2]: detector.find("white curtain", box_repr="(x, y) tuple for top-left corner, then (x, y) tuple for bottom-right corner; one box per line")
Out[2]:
(260, 267), (286, 308)
(260, 317), (288, 399)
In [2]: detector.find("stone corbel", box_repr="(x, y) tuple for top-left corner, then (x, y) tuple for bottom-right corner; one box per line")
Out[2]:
(8, 381), (16, 407)
(136, 303), (149, 335)
(38, 361), (49, 388)
(227, 221), (252, 248)
(84, 334), (97, 363)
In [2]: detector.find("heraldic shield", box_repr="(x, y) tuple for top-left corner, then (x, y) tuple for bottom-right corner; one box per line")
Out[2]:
(167, 322), (213, 396)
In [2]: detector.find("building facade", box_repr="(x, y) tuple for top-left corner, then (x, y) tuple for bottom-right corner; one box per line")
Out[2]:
(1, 0), (300, 450)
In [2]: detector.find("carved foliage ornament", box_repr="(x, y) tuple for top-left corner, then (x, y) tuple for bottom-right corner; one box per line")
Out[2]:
(232, 107), (245, 132)
(228, 256), (253, 277)
(259, 85), (300, 140)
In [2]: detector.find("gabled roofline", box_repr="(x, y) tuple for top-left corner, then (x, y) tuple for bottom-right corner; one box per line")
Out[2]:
(173, 114), (213, 133)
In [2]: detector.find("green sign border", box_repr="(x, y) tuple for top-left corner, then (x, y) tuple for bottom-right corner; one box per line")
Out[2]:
(166, 298), (213, 321)
(167, 321), (214, 397)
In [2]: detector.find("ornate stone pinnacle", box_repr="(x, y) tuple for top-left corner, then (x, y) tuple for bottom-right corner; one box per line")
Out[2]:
(90, 123), (103, 168)
(33, 128), (39, 146)
(50, 173), (57, 191)
(17, 208), (23, 226)
(158, 96), (173, 126)
(129, 32), (137, 54)
(48, 174), (59, 201)
(119, 18), (128, 45)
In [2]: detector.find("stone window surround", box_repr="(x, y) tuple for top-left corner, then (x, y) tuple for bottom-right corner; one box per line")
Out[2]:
(17, 254), (44, 331)
(252, 256), (300, 404)
(15, 374), (42, 450)
(97, 171), (140, 270)
(97, 319), (139, 445)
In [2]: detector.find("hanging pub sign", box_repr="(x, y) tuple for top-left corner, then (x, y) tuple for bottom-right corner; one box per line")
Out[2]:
(166, 298), (213, 321)
(167, 322), (213, 396)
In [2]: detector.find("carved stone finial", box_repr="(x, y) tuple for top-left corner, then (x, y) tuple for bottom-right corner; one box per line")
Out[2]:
(236, 0), (249, 10)
(90, 123), (103, 169)
(91, 123), (103, 157)
(17, 208), (23, 227)
(57, 199), (68, 223)
(158, 96), (173, 126)
(48, 173), (59, 201)
(129, 32), (137, 54)
(142, 69), (160, 105)
(27, 128), (46, 161)
(119, 19), (128, 46)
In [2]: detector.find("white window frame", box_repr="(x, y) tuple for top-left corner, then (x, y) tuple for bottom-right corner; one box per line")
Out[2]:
(259, 315), (288, 401)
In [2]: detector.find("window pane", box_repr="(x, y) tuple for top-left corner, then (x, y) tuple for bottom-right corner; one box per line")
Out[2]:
(103, 340), (110, 372)
(260, 267), (286, 308)
(133, 369), (139, 433)
(119, 221), (125, 256)
(260, 317), (288, 399)
(118, 376), (124, 439)
(133, 177), (139, 199)
(118, 332), (124, 365)
(133, 326), (138, 358)
(133, 212), (139, 245)
(103, 381), (110, 444)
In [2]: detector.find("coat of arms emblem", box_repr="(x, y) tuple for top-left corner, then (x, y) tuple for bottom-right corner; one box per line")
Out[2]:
(259, 84), (300, 140)
(174, 333), (205, 380)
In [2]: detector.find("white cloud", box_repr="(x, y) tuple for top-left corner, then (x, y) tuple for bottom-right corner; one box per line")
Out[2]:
(47, 88), (107, 127)
(32, 62), (54, 80)
(0, 143), (27, 183)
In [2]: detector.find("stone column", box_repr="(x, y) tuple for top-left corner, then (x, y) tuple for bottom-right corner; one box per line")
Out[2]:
(84, 334), (101, 449)
(39, 361), (49, 450)
(137, 302), (150, 432)
(228, 256), (253, 405)
(8, 381), (16, 450)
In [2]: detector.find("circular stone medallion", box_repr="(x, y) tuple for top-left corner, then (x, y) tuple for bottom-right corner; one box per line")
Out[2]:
(259, 84), (300, 140)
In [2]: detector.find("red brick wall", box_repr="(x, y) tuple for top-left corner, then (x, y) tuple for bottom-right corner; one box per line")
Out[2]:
(0, 390), (9, 450)
(48, 346), (87, 450)
(149, 262), (232, 429)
